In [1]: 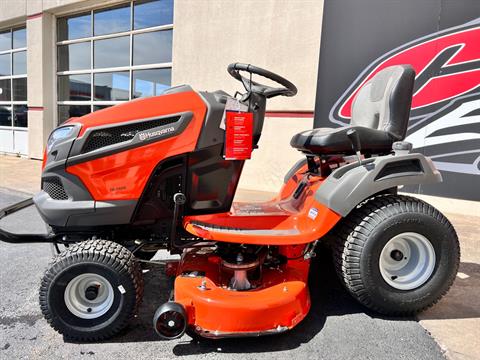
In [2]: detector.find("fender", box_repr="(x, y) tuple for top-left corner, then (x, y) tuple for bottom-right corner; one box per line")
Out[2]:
(283, 158), (307, 184)
(315, 153), (442, 216)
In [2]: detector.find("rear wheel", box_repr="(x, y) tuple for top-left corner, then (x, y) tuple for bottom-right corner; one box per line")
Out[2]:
(333, 195), (459, 315)
(39, 240), (144, 341)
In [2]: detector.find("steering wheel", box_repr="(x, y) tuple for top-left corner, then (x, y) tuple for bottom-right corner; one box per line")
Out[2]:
(227, 63), (298, 98)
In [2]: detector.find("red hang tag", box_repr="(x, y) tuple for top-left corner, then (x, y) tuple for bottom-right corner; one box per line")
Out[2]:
(224, 112), (253, 160)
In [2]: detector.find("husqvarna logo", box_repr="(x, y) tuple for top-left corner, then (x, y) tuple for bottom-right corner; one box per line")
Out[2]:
(138, 126), (175, 141)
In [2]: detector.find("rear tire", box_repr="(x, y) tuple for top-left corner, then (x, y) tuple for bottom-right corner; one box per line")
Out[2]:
(39, 240), (144, 341)
(333, 195), (459, 315)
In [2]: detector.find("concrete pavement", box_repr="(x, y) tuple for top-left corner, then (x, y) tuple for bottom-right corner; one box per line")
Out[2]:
(1, 154), (479, 359)
(417, 211), (480, 360)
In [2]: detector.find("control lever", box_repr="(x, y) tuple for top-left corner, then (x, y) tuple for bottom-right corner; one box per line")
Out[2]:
(169, 192), (186, 250)
(346, 128), (362, 164)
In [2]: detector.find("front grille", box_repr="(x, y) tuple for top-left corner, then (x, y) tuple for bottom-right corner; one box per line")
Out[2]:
(42, 177), (68, 200)
(81, 116), (180, 154)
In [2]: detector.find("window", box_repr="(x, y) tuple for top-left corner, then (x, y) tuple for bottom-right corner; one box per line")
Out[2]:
(57, 12), (91, 40)
(0, 27), (27, 128)
(134, 0), (174, 30)
(57, 42), (91, 71)
(0, 54), (10, 76)
(94, 36), (130, 68)
(94, 72), (129, 101)
(133, 68), (171, 98)
(94, 4), (130, 36)
(133, 30), (172, 65)
(12, 78), (27, 101)
(13, 51), (26, 75)
(56, 0), (174, 124)
(58, 74), (91, 101)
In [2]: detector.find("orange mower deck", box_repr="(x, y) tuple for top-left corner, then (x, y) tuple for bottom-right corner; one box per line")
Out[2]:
(173, 246), (311, 337)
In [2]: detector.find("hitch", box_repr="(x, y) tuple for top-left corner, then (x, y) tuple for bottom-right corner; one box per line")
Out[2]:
(0, 197), (34, 219)
(0, 197), (60, 244)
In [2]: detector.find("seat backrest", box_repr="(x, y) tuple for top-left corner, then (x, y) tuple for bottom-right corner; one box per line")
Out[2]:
(350, 65), (416, 140)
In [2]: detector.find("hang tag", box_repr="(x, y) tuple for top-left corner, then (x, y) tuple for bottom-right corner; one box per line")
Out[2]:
(224, 112), (253, 160)
(220, 97), (248, 129)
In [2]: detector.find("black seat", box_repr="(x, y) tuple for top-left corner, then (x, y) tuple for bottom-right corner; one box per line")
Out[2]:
(291, 65), (415, 155)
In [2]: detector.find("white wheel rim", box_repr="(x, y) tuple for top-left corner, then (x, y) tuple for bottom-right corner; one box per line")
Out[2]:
(64, 273), (114, 319)
(379, 232), (436, 290)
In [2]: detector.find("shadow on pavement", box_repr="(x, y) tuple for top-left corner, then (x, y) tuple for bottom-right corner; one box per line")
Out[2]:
(419, 261), (480, 320)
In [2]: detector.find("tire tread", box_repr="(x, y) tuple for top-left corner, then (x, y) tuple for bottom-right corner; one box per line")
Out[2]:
(39, 240), (144, 341)
(332, 194), (460, 316)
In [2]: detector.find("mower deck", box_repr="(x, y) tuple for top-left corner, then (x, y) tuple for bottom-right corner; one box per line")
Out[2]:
(173, 247), (311, 338)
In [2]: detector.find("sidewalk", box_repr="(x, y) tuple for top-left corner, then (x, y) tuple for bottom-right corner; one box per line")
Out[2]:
(1, 154), (479, 359)
(0, 155), (42, 194)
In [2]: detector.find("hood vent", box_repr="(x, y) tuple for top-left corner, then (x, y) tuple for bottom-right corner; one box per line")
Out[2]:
(81, 116), (180, 154)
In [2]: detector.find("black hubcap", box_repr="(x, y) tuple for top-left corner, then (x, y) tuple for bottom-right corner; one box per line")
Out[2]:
(390, 250), (404, 262)
(85, 285), (99, 300)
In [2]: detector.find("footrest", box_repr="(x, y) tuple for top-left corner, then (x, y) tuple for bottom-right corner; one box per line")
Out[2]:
(184, 220), (303, 245)
(189, 221), (300, 236)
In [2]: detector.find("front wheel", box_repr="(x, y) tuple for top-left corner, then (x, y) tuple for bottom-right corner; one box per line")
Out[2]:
(333, 195), (460, 315)
(39, 240), (144, 341)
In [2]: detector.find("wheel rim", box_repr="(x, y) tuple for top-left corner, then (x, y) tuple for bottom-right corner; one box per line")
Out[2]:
(379, 232), (436, 290)
(156, 310), (186, 338)
(64, 273), (114, 319)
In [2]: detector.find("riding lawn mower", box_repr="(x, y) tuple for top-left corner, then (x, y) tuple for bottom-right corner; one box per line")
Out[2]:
(0, 63), (459, 341)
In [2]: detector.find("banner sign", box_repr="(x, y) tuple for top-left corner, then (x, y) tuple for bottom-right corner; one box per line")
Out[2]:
(315, 0), (480, 200)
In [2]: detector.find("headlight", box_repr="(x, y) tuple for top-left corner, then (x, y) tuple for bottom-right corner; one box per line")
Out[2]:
(46, 126), (75, 153)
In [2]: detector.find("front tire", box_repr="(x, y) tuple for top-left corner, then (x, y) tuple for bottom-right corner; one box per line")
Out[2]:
(333, 195), (460, 315)
(39, 240), (144, 341)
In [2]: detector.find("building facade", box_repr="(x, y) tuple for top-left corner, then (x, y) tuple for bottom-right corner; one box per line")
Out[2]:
(0, 0), (323, 192)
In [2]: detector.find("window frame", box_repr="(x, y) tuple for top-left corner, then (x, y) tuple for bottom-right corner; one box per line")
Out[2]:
(0, 26), (27, 131)
(55, 1), (173, 125)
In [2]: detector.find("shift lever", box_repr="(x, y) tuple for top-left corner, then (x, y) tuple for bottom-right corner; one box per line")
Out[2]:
(346, 128), (362, 164)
